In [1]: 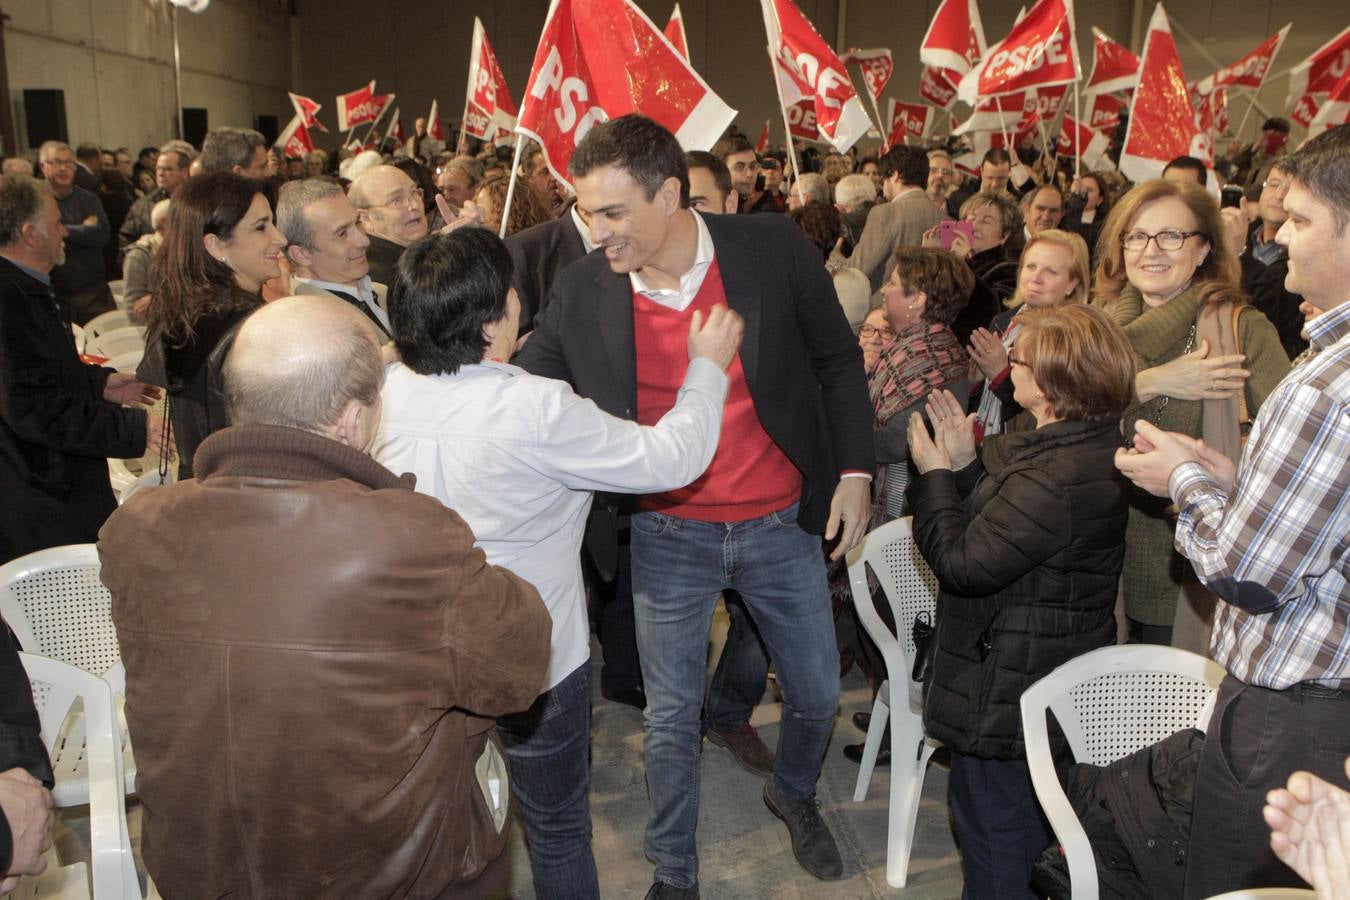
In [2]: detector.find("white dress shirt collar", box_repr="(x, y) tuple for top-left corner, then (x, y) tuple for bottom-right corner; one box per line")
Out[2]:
(628, 210), (715, 312)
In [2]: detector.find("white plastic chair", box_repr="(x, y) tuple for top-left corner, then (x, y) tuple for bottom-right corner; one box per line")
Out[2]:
(103, 350), (145, 375)
(71, 321), (87, 354)
(107, 279), (125, 299)
(83, 310), (133, 341)
(1204, 890), (1317, 899)
(845, 516), (941, 888)
(84, 328), (146, 360)
(1020, 645), (1227, 900)
(0, 546), (137, 805)
(18, 652), (139, 899)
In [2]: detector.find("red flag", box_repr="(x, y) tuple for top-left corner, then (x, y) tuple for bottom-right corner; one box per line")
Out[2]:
(385, 108), (404, 144)
(919, 66), (960, 110)
(953, 91), (1033, 134)
(664, 3), (689, 58)
(958, 0), (1078, 104)
(920, 0), (986, 76)
(886, 101), (930, 147)
(336, 81), (378, 131)
(1033, 84), (1068, 121)
(786, 100), (818, 141)
(1288, 25), (1350, 110)
(1120, 5), (1208, 183)
(427, 99), (445, 142)
(1308, 65), (1350, 138)
(761, 0), (871, 152)
(1194, 25), (1290, 95)
(288, 92), (328, 134)
(1089, 92), (1125, 131)
(465, 19), (519, 141)
(756, 118), (770, 152)
(1292, 93), (1321, 128)
(1056, 116), (1111, 170)
(277, 116), (314, 158)
(518, 0), (736, 188)
(841, 48), (894, 103)
(1085, 27), (1140, 95)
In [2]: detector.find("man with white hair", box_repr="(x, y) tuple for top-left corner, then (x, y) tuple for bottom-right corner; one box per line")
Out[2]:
(348, 165), (430, 287)
(122, 197), (171, 322)
(100, 294), (550, 899)
(787, 172), (830, 210)
(199, 127), (269, 179)
(277, 178), (389, 339)
(834, 172), (878, 257)
(437, 156), (482, 218)
(927, 149), (957, 211)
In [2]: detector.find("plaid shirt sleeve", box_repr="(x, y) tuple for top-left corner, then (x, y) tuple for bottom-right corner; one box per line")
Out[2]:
(1169, 381), (1350, 613)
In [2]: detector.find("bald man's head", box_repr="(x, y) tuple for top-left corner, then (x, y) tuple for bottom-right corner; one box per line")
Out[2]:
(225, 296), (384, 447)
(349, 165), (428, 246)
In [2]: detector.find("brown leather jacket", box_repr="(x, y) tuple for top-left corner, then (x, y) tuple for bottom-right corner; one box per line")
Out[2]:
(98, 424), (551, 898)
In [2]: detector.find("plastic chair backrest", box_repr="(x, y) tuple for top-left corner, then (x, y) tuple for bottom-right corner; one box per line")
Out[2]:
(0, 545), (120, 679)
(845, 517), (940, 695)
(104, 349), (146, 374)
(85, 327), (146, 360)
(1020, 644), (1226, 900)
(84, 309), (133, 340)
(20, 652), (139, 899)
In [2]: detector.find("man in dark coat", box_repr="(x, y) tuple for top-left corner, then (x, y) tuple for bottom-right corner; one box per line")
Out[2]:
(0, 174), (162, 564)
(37, 142), (113, 325)
(0, 622), (55, 892)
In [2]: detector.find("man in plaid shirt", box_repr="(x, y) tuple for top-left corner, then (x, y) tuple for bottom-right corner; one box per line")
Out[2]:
(1116, 124), (1350, 897)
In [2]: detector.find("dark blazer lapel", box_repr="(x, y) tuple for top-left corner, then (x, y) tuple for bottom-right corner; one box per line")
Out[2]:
(707, 217), (762, 387)
(594, 266), (638, 412)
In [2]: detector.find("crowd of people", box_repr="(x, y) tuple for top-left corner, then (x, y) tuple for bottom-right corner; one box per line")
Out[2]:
(0, 108), (1345, 900)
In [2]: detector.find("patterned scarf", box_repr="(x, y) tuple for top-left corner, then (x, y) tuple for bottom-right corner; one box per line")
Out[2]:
(869, 321), (970, 426)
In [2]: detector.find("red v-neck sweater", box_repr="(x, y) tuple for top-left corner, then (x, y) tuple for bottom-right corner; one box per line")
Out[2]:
(632, 257), (801, 522)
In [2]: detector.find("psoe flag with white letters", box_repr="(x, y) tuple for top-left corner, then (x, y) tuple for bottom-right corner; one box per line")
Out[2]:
(958, 0), (1079, 105)
(761, 0), (872, 153)
(1119, 4), (1209, 184)
(517, 0), (735, 189)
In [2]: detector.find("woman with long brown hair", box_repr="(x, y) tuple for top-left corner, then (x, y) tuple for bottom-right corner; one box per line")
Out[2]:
(140, 171), (285, 477)
(1093, 178), (1289, 646)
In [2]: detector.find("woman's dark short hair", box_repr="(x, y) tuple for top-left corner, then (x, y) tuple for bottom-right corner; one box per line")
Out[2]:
(387, 227), (513, 377)
(889, 246), (974, 326)
(569, 114), (689, 206)
(788, 202), (842, 262)
(1016, 304), (1136, 421)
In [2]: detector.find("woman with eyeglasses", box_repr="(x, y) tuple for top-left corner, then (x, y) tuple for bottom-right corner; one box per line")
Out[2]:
(1093, 178), (1290, 647)
(140, 172), (285, 478)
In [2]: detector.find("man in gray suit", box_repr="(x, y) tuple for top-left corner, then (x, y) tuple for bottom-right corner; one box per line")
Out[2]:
(847, 145), (946, 292)
(276, 179), (390, 340)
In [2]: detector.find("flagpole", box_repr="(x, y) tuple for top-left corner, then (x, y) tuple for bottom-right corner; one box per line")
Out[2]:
(1072, 80), (1082, 176)
(765, 45), (807, 208)
(361, 99), (393, 148)
(499, 134), (527, 240)
(864, 89), (888, 150)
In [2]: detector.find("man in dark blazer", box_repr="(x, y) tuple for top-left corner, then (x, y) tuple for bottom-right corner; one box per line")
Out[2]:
(505, 200), (591, 335)
(515, 115), (873, 898)
(0, 175), (163, 564)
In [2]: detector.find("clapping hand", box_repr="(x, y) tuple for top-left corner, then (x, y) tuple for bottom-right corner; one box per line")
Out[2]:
(968, 328), (1009, 381)
(924, 389), (977, 470)
(103, 373), (160, 406)
(1264, 757), (1350, 900)
(907, 412), (950, 474)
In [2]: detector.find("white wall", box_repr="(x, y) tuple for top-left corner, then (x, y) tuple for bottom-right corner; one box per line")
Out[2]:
(2, 0), (294, 154)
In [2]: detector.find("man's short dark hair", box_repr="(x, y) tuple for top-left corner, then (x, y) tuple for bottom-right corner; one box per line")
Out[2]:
(982, 148), (1012, 168)
(714, 136), (756, 161)
(200, 127), (266, 174)
(1262, 117), (1291, 135)
(1164, 155), (1209, 186)
(1288, 125), (1350, 235)
(569, 114), (689, 207)
(388, 228), (513, 377)
(685, 150), (731, 199)
(879, 145), (930, 188)
(75, 142), (102, 164)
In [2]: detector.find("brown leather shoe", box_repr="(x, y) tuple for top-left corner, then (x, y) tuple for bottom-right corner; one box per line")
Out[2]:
(706, 723), (775, 777)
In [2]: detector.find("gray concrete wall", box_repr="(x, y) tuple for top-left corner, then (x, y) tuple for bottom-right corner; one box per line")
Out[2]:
(2, 0), (294, 153)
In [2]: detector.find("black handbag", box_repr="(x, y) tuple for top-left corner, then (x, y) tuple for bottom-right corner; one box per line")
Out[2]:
(911, 611), (935, 683)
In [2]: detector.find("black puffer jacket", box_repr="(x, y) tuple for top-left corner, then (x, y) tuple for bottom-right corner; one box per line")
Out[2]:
(912, 417), (1129, 759)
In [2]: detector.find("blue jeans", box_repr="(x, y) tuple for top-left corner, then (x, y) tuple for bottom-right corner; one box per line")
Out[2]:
(705, 591), (771, 733)
(631, 502), (840, 889)
(495, 663), (599, 900)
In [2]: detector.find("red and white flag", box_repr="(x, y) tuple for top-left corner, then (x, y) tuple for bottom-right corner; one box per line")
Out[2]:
(958, 0), (1079, 105)
(1307, 65), (1350, 138)
(919, 66), (960, 110)
(1194, 25), (1290, 95)
(785, 100), (819, 141)
(841, 48), (894, 102)
(276, 115), (314, 158)
(756, 118), (770, 152)
(385, 109), (404, 144)
(336, 81), (378, 131)
(464, 18), (519, 141)
(1089, 91), (1125, 131)
(1287, 25), (1350, 111)
(953, 91), (1033, 135)
(1292, 93), (1321, 128)
(1192, 88), (1228, 136)
(427, 99), (445, 142)
(1085, 27), (1140, 95)
(920, 0), (986, 76)
(664, 3), (689, 58)
(1033, 84), (1069, 122)
(1119, 4), (1208, 183)
(1056, 115), (1111, 170)
(762, 0), (871, 153)
(288, 92), (327, 134)
(886, 100), (931, 147)
(518, 0), (736, 188)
